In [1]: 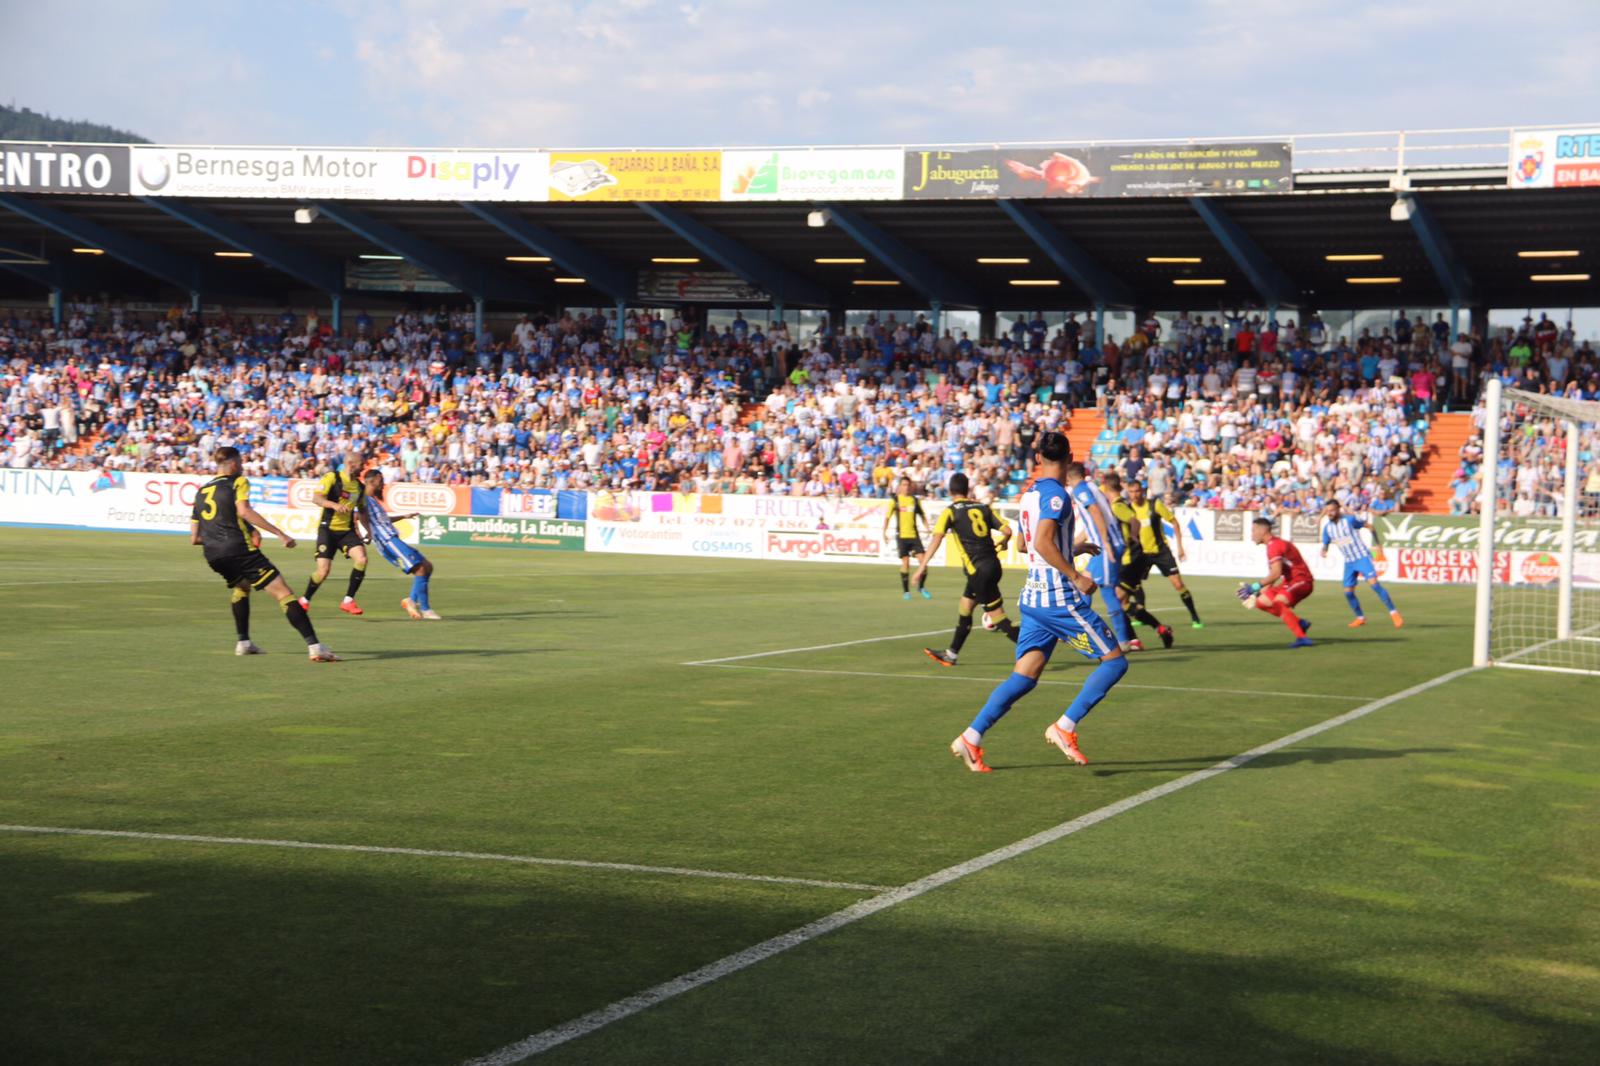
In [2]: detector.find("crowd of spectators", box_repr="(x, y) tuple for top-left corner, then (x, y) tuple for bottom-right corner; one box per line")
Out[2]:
(1449, 399), (1600, 517)
(2, 299), (1594, 515)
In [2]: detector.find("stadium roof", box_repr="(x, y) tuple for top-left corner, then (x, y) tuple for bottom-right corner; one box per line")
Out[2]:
(2, 127), (1597, 314)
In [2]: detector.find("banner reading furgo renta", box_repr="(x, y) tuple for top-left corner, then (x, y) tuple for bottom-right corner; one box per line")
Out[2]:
(903, 142), (1293, 199)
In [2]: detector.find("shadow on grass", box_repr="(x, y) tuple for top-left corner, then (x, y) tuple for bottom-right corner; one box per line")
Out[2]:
(342, 647), (563, 661)
(991, 746), (1453, 775)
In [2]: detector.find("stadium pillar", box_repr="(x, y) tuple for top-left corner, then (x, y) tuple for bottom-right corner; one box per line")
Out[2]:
(50, 287), (62, 327)
(473, 296), (485, 342)
(1449, 301), (1461, 336)
(615, 298), (626, 344)
(828, 304), (846, 340)
(772, 299), (785, 328)
(979, 308), (996, 342)
(1095, 303), (1106, 348)
(331, 294), (342, 336)
(1268, 303), (1279, 328)
(930, 299), (942, 336)
(190, 290), (201, 314)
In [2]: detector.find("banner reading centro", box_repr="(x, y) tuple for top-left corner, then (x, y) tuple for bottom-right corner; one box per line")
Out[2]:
(1509, 127), (1600, 189)
(0, 143), (130, 194)
(127, 146), (550, 200)
(903, 142), (1293, 198)
(547, 151), (721, 201)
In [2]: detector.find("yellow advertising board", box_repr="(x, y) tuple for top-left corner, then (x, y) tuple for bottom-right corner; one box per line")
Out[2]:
(547, 151), (721, 201)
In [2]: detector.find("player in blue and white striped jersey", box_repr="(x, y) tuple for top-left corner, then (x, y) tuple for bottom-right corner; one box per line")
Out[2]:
(360, 470), (441, 620)
(1064, 462), (1138, 650)
(949, 432), (1128, 773)
(1320, 500), (1402, 629)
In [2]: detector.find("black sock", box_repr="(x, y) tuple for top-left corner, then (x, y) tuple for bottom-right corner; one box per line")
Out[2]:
(1131, 605), (1164, 629)
(282, 598), (319, 646)
(949, 613), (974, 654)
(1180, 589), (1201, 623)
(998, 619), (1019, 642)
(346, 566), (366, 600)
(303, 574), (324, 602)
(916, 571), (926, 589)
(900, 571), (910, 593)
(231, 595), (250, 641)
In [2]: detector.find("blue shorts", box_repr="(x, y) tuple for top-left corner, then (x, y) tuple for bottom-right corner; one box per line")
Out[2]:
(1016, 599), (1119, 663)
(375, 533), (427, 574)
(1342, 558), (1379, 587)
(1087, 554), (1121, 589)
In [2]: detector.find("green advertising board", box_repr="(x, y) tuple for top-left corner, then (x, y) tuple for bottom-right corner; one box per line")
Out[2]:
(418, 515), (585, 551)
(1376, 513), (1599, 551)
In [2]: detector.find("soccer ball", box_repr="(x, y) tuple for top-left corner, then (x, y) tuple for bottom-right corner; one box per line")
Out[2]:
(981, 612), (998, 631)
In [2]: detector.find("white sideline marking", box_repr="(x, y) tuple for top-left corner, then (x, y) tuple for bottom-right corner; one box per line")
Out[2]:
(0, 825), (890, 893)
(688, 663), (1373, 703)
(465, 664), (1479, 1065)
(682, 630), (950, 665)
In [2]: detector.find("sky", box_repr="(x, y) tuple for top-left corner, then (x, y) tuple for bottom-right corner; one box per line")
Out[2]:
(3, 0), (1598, 149)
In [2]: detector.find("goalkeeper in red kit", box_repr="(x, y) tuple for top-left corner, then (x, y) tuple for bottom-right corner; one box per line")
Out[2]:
(1240, 517), (1315, 648)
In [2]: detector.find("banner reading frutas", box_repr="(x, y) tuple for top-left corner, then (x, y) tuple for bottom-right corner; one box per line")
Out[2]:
(722, 149), (903, 200)
(903, 142), (1293, 198)
(1509, 128), (1600, 190)
(127, 146), (550, 200)
(547, 151), (720, 201)
(0, 143), (130, 194)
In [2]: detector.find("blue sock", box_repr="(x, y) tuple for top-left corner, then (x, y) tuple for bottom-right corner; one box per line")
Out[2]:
(1065, 656), (1129, 726)
(969, 672), (1038, 737)
(411, 574), (429, 610)
(1373, 583), (1396, 612)
(1101, 588), (1134, 643)
(1345, 589), (1363, 617)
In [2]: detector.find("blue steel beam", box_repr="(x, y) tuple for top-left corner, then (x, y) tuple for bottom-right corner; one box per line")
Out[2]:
(636, 204), (828, 307)
(310, 201), (532, 303)
(997, 200), (1134, 308)
(459, 203), (633, 301)
(139, 197), (343, 294)
(0, 254), (64, 290)
(1401, 193), (1473, 305)
(1190, 198), (1299, 308)
(819, 203), (982, 308)
(0, 193), (205, 292)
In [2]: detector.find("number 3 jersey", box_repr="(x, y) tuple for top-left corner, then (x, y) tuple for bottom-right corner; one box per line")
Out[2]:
(191, 475), (255, 559)
(1018, 477), (1084, 609)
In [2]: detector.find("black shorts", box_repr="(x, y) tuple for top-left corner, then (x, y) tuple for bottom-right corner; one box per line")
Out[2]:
(1124, 548), (1180, 588)
(316, 526), (366, 560)
(962, 558), (1004, 606)
(207, 550), (280, 591)
(896, 535), (925, 559)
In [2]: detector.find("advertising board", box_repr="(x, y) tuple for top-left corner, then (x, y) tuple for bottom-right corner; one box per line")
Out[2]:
(127, 146), (550, 200)
(1509, 128), (1600, 190)
(0, 143), (129, 194)
(722, 149), (903, 200)
(417, 515), (584, 551)
(547, 151), (721, 201)
(903, 142), (1292, 199)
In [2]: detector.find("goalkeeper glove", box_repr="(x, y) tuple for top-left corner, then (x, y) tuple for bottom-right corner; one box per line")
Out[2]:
(1235, 581), (1262, 602)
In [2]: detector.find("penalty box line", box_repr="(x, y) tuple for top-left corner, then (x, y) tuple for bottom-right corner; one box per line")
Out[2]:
(0, 825), (891, 893)
(465, 664), (1480, 1065)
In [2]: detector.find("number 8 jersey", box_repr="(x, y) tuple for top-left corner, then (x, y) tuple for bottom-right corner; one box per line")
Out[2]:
(1018, 477), (1081, 609)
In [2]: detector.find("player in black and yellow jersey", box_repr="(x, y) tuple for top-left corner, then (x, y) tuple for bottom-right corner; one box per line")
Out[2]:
(1103, 471), (1174, 648)
(914, 474), (1020, 667)
(301, 449), (372, 616)
(190, 446), (339, 662)
(1125, 479), (1203, 628)
(882, 476), (932, 600)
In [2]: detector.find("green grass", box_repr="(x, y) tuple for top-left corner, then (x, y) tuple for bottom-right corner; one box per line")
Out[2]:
(1, 528), (1596, 1065)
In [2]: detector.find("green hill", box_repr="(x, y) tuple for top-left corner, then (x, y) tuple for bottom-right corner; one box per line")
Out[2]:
(0, 105), (147, 144)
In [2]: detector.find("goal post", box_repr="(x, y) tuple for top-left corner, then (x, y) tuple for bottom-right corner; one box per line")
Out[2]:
(1473, 379), (1600, 675)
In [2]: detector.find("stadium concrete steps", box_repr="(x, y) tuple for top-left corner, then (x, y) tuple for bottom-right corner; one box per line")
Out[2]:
(1065, 409), (1106, 468)
(1404, 412), (1474, 513)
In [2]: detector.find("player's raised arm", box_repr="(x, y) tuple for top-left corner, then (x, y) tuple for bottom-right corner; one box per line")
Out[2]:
(237, 498), (296, 549)
(1164, 501), (1186, 562)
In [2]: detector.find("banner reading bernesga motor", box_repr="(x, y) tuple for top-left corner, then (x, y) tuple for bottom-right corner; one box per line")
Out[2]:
(903, 142), (1293, 199)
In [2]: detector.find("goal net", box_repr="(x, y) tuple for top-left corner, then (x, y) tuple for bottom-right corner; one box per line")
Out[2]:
(1474, 379), (1600, 675)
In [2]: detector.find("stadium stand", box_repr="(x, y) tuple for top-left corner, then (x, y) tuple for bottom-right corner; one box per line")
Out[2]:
(4, 299), (1596, 512)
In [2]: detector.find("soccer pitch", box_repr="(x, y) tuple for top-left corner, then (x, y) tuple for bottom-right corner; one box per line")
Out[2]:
(1, 528), (1596, 1065)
